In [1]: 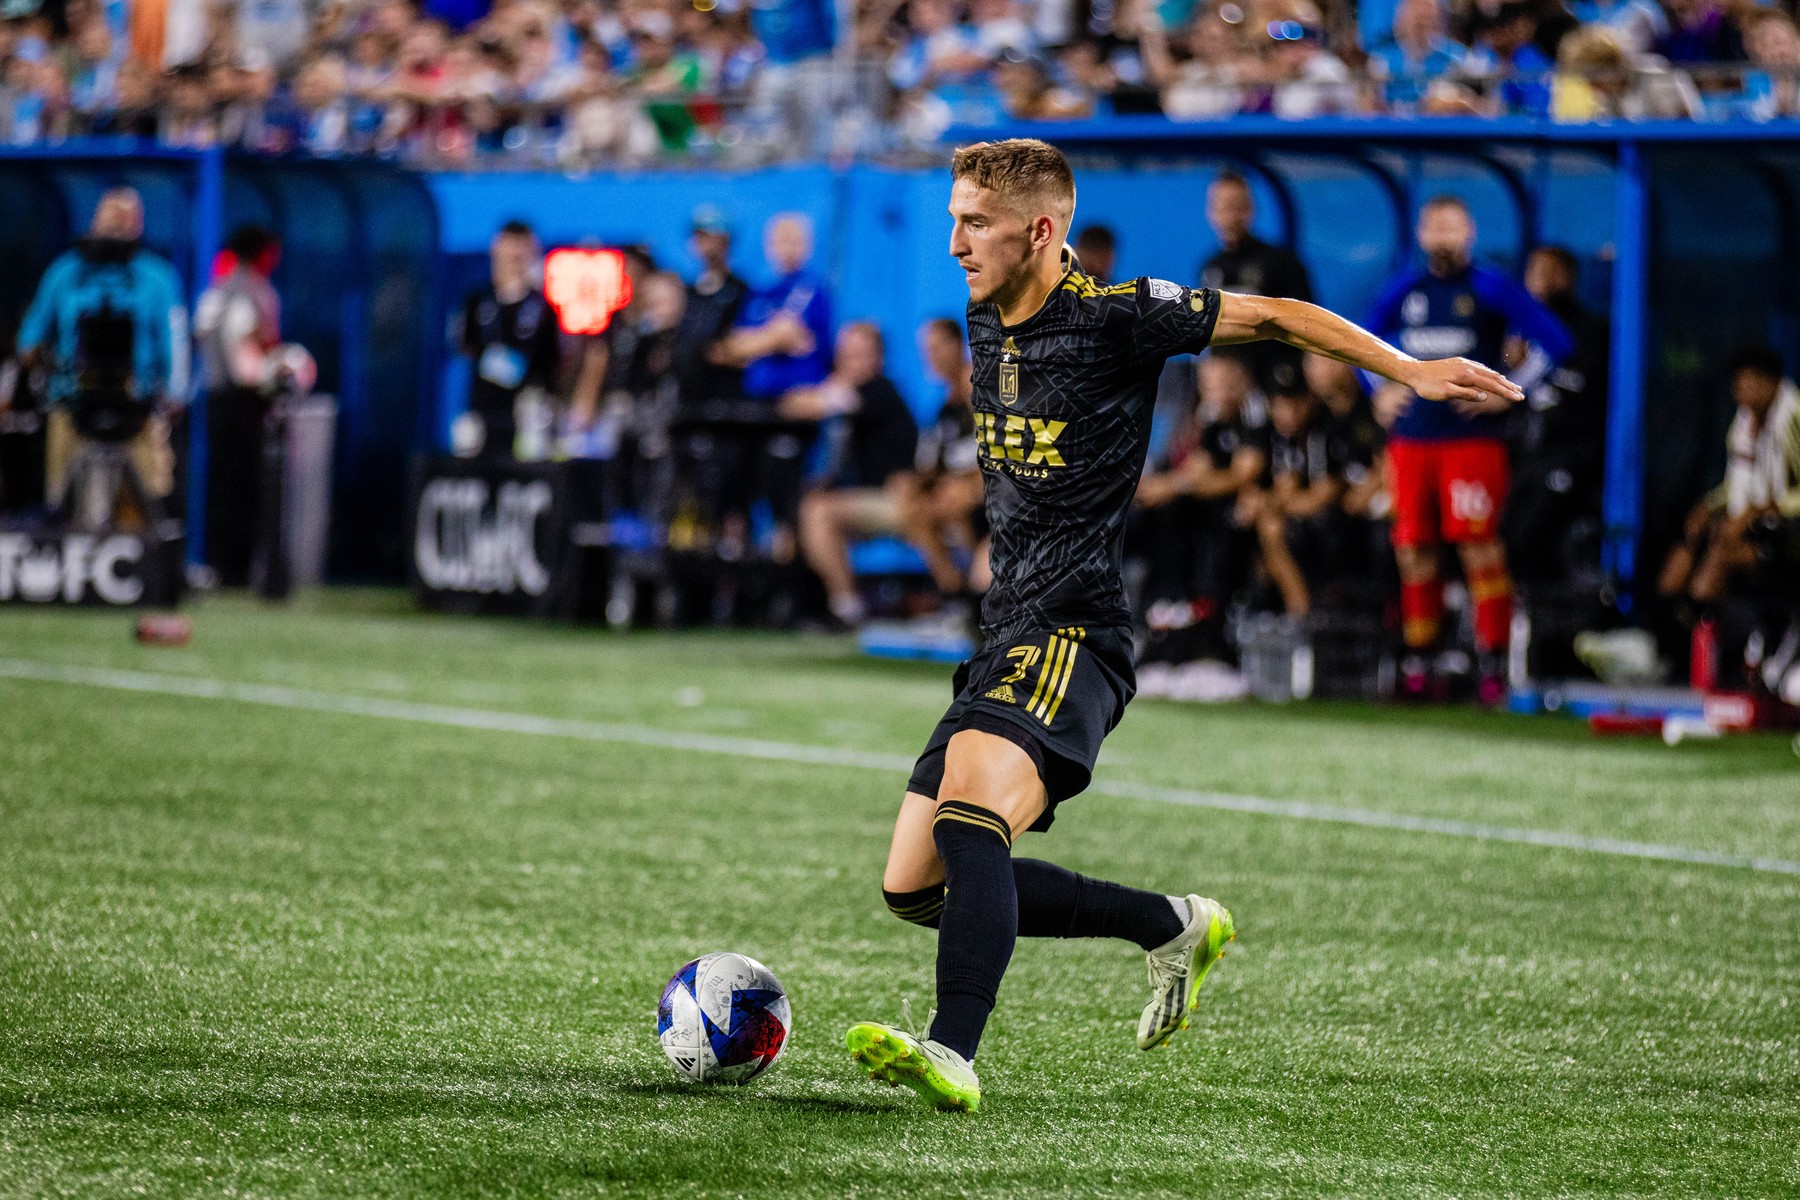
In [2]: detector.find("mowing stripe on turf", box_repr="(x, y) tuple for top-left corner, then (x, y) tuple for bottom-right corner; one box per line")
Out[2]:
(3, 656), (1797, 878)
(0, 658), (918, 772)
(1093, 780), (1800, 877)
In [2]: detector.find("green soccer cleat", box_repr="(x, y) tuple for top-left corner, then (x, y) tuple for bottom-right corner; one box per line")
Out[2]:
(846, 1020), (982, 1113)
(1137, 893), (1235, 1050)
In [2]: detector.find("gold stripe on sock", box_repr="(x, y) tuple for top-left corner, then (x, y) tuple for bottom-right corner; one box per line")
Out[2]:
(933, 802), (1013, 845)
(889, 903), (944, 925)
(887, 898), (944, 917)
(935, 804), (1012, 837)
(933, 810), (1013, 844)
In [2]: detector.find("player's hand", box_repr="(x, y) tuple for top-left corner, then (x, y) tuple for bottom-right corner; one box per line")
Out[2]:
(1449, 393), (1517, 417)
(1403, 357), (1523, 408)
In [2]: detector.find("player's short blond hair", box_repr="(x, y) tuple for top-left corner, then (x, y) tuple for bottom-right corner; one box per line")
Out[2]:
(951, 139), (1076, 233)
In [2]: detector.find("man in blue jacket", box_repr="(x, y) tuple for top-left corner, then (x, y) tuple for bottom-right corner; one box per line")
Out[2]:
(723, 213), (834, 403)
(16, 187), (188, 519)
(1368, 194), (1572, 703)
(714, 212), (835, 565)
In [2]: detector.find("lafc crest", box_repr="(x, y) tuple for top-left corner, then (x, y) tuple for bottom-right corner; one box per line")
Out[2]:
(999, 336), (1019, 406)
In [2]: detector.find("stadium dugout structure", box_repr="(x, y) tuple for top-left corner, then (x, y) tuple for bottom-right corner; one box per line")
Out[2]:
(949, 115), (1800, 616)
(4, 119), (1800, 612)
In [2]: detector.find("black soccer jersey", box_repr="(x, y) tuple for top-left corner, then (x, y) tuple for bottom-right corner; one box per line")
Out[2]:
(968, 266), (1221, 641)
(1268, 423), (1349, 490)
(1197, 405), (1271, 474)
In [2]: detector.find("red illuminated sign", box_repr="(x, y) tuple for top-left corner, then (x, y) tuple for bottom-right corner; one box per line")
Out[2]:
(544, 248), (634, 335)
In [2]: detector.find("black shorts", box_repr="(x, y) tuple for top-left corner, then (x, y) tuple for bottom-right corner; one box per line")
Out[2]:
(906, 624), (1136, 831)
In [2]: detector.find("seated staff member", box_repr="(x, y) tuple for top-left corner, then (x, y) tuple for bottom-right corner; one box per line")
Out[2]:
(1657, 345), (1800, 608)
(1246, 381), (1351, 617)
(1133, 350), (1268, 661)
(1306, 351), (1389, 578)
(900, 317), (987, 604)
(785, 322), (920, 628)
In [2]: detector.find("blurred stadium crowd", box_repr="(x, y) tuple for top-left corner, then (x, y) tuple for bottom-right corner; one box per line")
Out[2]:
(0, 0), (1797, 166)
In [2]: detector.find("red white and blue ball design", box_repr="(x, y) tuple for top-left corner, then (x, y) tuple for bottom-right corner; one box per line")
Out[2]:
(656, 952), (791, 1084)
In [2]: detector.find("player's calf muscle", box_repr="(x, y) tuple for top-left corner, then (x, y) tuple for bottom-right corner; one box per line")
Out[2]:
(883, 794), (946, 927)
(883, 792), (943, 893)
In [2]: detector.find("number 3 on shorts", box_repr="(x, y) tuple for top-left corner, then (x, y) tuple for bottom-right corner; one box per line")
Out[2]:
(1001, 644), (1041, 683)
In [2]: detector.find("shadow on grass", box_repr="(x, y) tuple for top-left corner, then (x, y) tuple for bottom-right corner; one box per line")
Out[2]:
(1, 1034), (903, 1122)
(616, 1078), (897, 1114)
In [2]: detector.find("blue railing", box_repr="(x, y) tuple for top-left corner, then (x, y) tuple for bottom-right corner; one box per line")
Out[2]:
(954, 113), (1800, 144)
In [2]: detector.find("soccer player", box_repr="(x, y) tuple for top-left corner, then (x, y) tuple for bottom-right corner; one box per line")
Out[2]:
(845, 140), (1522, 1113)
(1367, 196), (1572, 704)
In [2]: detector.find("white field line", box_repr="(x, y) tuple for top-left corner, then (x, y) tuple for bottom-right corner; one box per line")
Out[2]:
(2, 656), (1797, 879)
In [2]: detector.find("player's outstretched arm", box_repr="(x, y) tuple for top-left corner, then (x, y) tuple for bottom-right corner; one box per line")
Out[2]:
(1211, 291), (1524, 408)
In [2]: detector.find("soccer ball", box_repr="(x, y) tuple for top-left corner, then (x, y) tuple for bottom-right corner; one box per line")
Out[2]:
(656, 952), (791, 1084)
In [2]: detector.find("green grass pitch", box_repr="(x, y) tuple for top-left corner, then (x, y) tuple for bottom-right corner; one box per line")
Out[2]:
(2, 592), (1797, 1198)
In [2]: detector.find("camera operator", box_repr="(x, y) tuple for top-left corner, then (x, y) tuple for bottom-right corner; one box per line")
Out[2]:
(14, 187), (189, 527)
(195, 225), (315, 586)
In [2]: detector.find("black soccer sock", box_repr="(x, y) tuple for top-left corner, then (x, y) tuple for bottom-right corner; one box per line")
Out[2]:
(1013, 858), (1187, 951)
(883, 883), (945, 929)
(928, 800), (1017, 1063)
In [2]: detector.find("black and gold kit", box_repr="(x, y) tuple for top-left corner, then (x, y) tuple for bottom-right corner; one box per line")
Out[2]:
(909, 263), (1222, 825)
